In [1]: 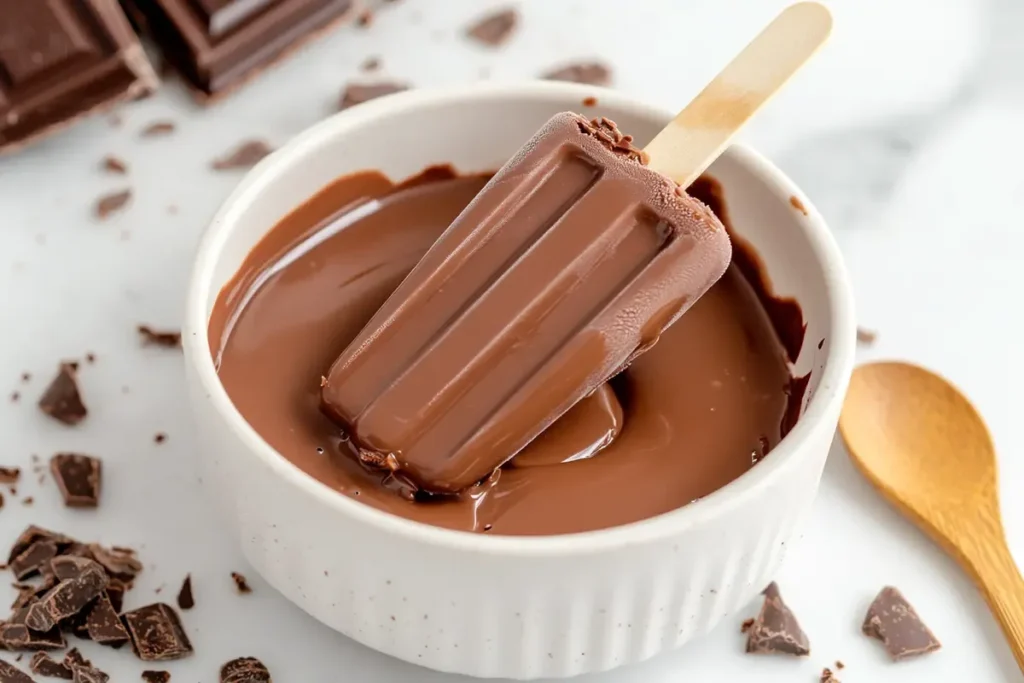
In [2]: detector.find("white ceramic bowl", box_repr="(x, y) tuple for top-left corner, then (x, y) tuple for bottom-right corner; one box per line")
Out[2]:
(183, 82), (856, 679)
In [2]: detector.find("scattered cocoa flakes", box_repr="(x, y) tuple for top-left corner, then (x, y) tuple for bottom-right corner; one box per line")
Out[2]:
(466, 8), (518, 46)
(542, 61), (612, 86)
(102, 156), (129, 175)
(211, 140), (274, 171)
(857, 327), (877, 344)
(94, 190), (132, 219)
(231, 572), (252, 594)
(140, 121), (175, 137)
(137, 326), (182, 348)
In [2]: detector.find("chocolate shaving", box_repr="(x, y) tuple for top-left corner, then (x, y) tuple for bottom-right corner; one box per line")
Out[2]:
(339, 82), (409, 111)
(30, 651), (73, 679)
(38, 364), (87, 426)
(49, 454), (102, 508)
(123, 603), (193, 661)
(141, 673), (170, 683)
(94, 190), (132, 219)
(466, 8), (518, 46)
(231, 572), (252, 594)
(140, 121), (175, 137)
(211, 141), (274, 171)
(220, 657), (272, 683)
(744, 582), (810, 656)
(176, 575), (194, 610)
(137, 326), (182, 348)
(862, 586), (940, 660)
(0, 661), (34, 683)
(575, 116), (648, 164)
(542, 62), (611, 86)
(101, 156), (128, 175)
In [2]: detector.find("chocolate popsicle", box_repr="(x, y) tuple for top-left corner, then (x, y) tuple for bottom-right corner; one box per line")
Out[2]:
(321, 113), (732, 494)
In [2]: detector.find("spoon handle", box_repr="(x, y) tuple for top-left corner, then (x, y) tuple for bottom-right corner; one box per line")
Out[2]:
(961, 523), (1024, 672)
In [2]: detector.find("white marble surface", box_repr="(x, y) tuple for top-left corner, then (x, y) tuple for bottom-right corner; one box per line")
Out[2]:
(1, 0), (1021, 680)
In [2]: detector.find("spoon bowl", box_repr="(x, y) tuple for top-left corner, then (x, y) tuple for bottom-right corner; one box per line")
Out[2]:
(840, 360), (1024, 671)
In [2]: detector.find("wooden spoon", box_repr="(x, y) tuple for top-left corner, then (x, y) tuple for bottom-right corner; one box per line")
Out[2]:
(840, 361), (1024, 671)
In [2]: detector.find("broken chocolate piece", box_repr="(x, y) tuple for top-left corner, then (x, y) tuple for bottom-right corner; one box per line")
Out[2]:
(745, 582), (810, 656)
(338, 82), (408, 110)
(856, 327), (877, 344)
(0, 660), (34, 683)
(38, 364), (87, 426)
(220, 657), (271, 683)
(85, 592), (130, 645)
(50, 556), (100, 581)
(0, 467), (21, 484)
(106, 579), (126, 613)
(69, 664), (107, 683)
(94, 190), (132, 219)
(88, 544), (143, 581)
(30, 651), (72, 679)
(862, 586), (940, 660)
(1, 615), (66, 651)
(102, 156), (129, 174)
(230, 572), (251, 594)
(820, 668), (840, 683)
(10, 541), (59, 581)
(49, 454), (102, 508)
(466, 8), (517, 46)
(137, 326), (182, 348)
(211, 141), (274, 170)
(123, 603), (193, 661)
(140, 121), (175, 137)
(7, 527), (73, 564)
(176, 575), (194, 610)
(141, 673), (170, 683)
(542, 61), (612, 86)
(26, 560), (108, 631)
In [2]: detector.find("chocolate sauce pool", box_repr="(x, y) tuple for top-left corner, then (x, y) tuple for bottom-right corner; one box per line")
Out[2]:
(210, 167), (804, 536)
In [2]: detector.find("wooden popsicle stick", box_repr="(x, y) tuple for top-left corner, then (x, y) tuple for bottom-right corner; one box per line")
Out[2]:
(644, 2), (832, 186)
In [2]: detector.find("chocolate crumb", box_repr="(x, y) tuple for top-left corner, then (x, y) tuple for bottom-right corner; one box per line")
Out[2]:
(154, 433), (167, 444)
(123, 603), (193, 661)
(220, 657), (271, 683)
(211, 141), (274, 171)
(744, 582), (810, 656)
(862, 586), (940, 660)
(69, 663), (109, 682)
(339, 82), (409, 110)
(575, 116), (647, 164)
(102, 156), (128, 175)
(820, 667), (840, 682)
(0, 466), (20, 484)
(0, 661), (34, 683)
(582, 96), (598, 107)
(356, 9), (372, 27)
(94, 190), (132, 219)
(138, 326), (182, 348)
(466, 8), (517, 46)
(543, 62), (611, 86)
(108, 114), (123, 128)
(39, 363), (87, 425)
(231, 572), (252, 594)
(141, 673), (170, 683)
(50, 454), (102, 507)
(21, 497), (32, 506)
(835, 660), (845, 669)
(856, 327), (877, 344)
(30, 651), (73, 679)
(10, 391), (19, 402)
(360, 56), (381, 72)
(789, 195), (808, 215)
(140, 121), (175, 137)
(21, 372), (31, 383)
(176, 574), (194, 610)
(740, 617), (755, 633)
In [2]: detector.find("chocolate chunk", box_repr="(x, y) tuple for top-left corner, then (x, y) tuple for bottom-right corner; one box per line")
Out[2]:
(85, 592), (130, 645)
(745, 582), (810, 656)
(211, 141), (274, 170)
(820, 668), (840, 682)
(106, 579), (127, 613)
(49, 454), (102, 508)
(62, 652), (87, 670)
(338, 82), (408, 111)
(154, 433), (167, 444)
(69, 665), (107, 683)
(141, 673), (170, 683)
(10, 541), (59, 581)
(740, 617), (755, 633)
(101, 156), (128, 174)
(140, 121), (175, 137)
(0, 467), (21, 484)
(88, 544), (143, 581)
(220, 657), (271, 683)
(176, 575), (194, 610)
(38, 364), (87, 426)
(862, 586), (940, 660)
(30, 652), (73, 679)
(542, 62), (612, 86)
(0, 616), (66, 651)
(126, 0), (355, 98)
(7, 527), (73, 564)
(856, 327), (877, 344)
(0, 0), (158, 154)
(50, 556), (100, 581)
(26, 560), (108, 631)
(0, 660), (34, 683)
(466, 8), (517, 46)
(230, 572), (251, 594)
(137, 326), (182, 348)
(123, 603), (193, 661)
(94, 190), (132, 219)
